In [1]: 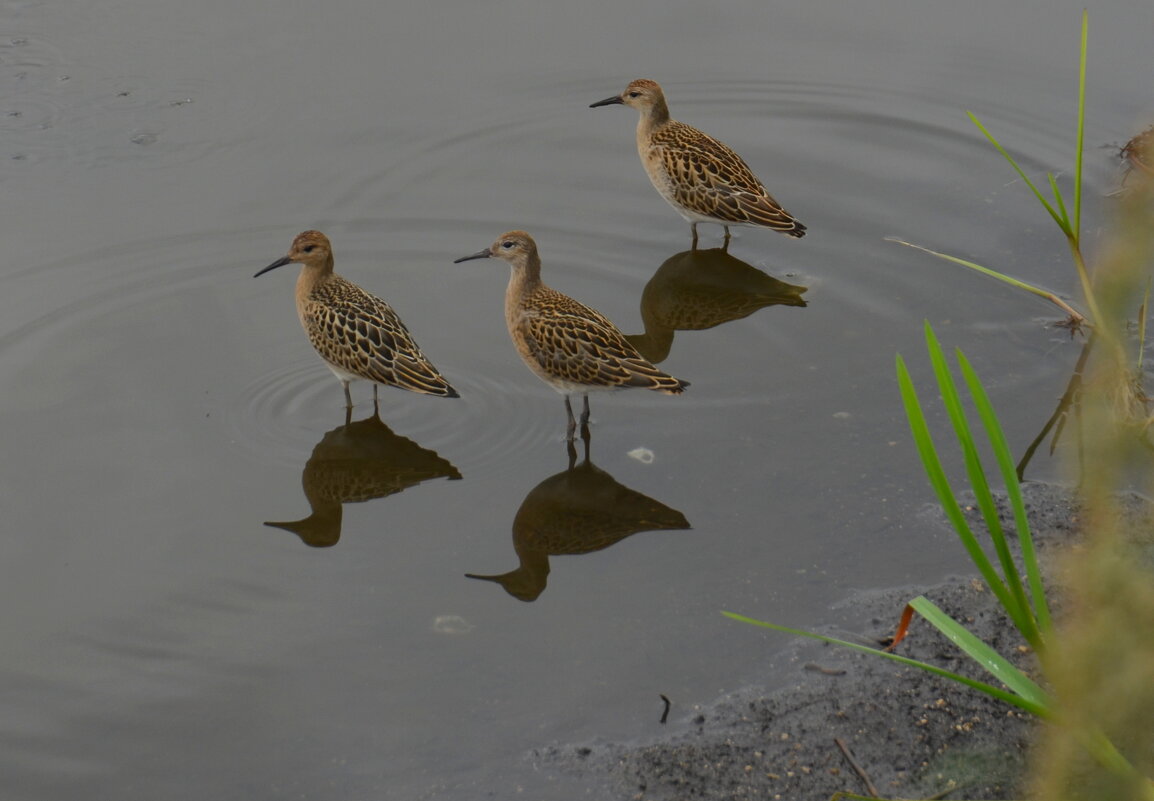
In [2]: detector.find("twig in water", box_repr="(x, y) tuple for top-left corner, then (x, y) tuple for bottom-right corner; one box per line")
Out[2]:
(804, 663), (847, 676)
(834, 737), (880, 798)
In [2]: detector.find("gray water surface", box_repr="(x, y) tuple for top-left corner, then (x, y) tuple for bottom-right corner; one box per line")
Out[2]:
(2, 1), (1150, 798)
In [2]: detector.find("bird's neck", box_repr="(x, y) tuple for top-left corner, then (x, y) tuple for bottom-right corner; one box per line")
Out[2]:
(636, 101), (672, 139)
(295, 259), (336, 296)
(505, 256), (543, 317)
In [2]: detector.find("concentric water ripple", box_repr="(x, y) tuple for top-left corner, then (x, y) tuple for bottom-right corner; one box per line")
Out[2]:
(0, 222), (578, 480)
(5, 6), (1147, 801)
(0, 94), (58, 131)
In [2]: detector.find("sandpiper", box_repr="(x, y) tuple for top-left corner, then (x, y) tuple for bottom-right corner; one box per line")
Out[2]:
(255, 230), (458, 407)
(453, 231), (687, 438)
(590, 78), (806, 246)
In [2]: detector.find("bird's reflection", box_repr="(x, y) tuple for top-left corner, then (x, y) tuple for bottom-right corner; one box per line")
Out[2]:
(626, 247), (808, 364)
(265, 403), (461, 547)
(466, 425), (690, 601)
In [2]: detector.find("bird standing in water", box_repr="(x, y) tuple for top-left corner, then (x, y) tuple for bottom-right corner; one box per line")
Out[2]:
(591, 78), (806, 247)
(255, 230), (458, 407)
(454, 230), (687, 439)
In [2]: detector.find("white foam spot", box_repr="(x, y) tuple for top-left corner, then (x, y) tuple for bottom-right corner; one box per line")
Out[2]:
(628, 447), (655, 464)
(432, 615), (474, 635)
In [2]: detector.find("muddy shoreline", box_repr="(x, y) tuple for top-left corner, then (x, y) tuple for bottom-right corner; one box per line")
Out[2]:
(534, 483), (1145, 800)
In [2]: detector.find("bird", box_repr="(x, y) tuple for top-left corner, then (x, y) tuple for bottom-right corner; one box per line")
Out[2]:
(590, 78), (806, 247)
(255, 230), (458, 408)
(453, 230), (687, 439)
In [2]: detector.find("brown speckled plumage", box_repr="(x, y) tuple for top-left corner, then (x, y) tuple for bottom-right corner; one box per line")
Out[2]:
(591, 78), (806, 244)
(454, 231), (687, 437)
(256, 231), (457, 406)
(512, 281), (687, 395)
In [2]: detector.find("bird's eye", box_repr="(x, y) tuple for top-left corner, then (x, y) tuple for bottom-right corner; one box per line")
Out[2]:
(303, 245), (316, 253)
(501, 241), (514, 249)
(628, 91), (640, 98)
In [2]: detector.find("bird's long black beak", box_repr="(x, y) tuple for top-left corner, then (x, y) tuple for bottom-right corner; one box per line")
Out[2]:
(590, 95), (624, 108)
(254, 255), (294, 278)
(453, 249), (491, 264)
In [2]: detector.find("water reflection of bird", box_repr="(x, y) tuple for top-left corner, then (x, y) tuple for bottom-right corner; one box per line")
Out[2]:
(454, 231), (689, 439)
(265, 403), (461, 547)
(625, 247), (808, 364)
(590, 78), (806, 248)
(466, 425), (690, 601)
(255, 230), (458, 408)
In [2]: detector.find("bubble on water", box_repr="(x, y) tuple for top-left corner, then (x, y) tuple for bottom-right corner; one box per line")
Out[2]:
(432, 615), (474, 635)
(628, 447), (655, 464)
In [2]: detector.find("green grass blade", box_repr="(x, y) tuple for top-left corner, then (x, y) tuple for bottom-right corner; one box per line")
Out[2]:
(957, 351), (1053, 640)
(1074, 10), (1087, 238)
(1049, 172), (1071, 230)
(1139, 276), (1152, 371)
(1078, 729), (1154, 799)
(908, 596), (1050, 710)
(967, 111), (1071, 235)
(896, 353), (1015, 608)
(721, 611), (1050, 717)
(887, 239), (1085, 322)
(922, 325), (1037, 645)
(889, 238), (1049, 295)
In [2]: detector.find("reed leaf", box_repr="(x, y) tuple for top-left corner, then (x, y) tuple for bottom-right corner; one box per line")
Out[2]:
(957, 350), (1052, 640)
(1073, 9), (1087, 238)
(907, 596), (1049, 710)
(966, 111), (1070, 235)
(896, 354), (1016, 613)
(1138, 277), (1151, 371)
(887, 238), (1085, 323)
(921, 324), (1040, 648)
(721, 611), (1050, 717)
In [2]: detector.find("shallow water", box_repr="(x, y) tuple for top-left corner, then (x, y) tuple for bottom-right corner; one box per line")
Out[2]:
(1, 1), (1151, 798)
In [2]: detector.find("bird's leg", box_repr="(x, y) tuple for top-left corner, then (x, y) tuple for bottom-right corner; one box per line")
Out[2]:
(723, 225), (732, 251)
(373, 383), (379, 405)
(579, 417), (591, 461)
(342, 381), (354, 410)
(564, 396), (577, 442)
(580, 394), (591, 426)
(690, 223), (699, 250)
